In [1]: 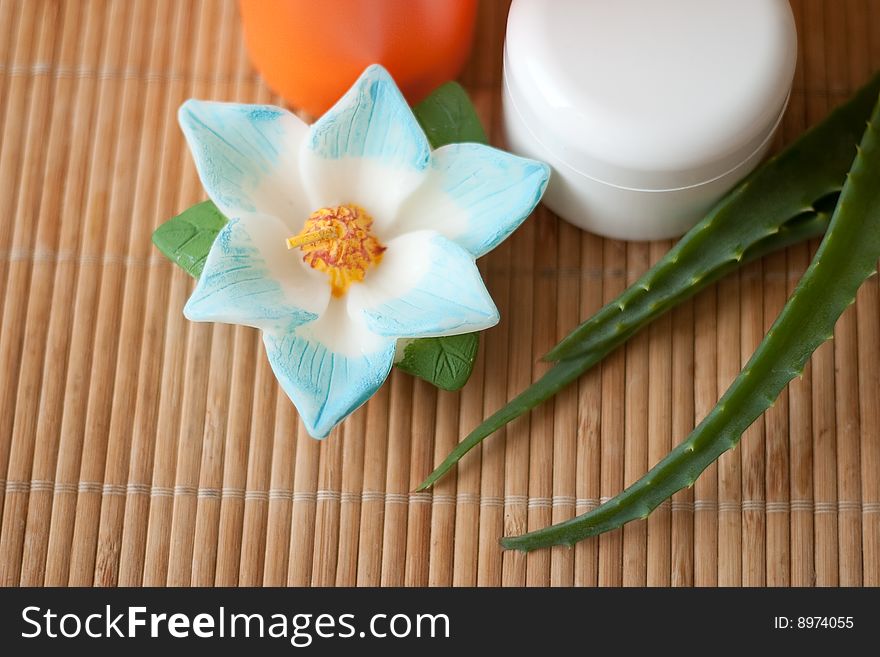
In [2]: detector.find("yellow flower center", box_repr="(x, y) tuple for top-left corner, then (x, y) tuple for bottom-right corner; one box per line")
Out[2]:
(286, 204), (386, 297)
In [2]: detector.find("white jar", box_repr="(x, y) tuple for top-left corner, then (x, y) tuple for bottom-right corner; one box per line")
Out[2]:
(502, 0), (798, 241)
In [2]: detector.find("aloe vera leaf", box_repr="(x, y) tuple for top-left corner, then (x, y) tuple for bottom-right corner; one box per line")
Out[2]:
(547, 72), (880, 362)
(415, 207), (831, 490)
(501, 95), (880, 551)
(416, 73), (880, 492)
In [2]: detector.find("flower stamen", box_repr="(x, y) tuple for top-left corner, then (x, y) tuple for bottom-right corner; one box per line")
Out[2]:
(286, 227), (338, 249)
(287, 204), (385, 297)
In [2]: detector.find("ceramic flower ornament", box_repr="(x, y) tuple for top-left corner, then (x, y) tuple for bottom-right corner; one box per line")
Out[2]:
(179, 65), (549, 438)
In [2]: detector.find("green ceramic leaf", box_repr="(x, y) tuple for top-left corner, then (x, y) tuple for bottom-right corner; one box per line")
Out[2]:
(152, 82), (490, 390)
(396, 333), (480, 391)
(412, 81), (489, 148)
(151, 200), (227, 278)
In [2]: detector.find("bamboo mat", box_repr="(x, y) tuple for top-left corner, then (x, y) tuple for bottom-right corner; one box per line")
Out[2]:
(0, 0), (878, 588)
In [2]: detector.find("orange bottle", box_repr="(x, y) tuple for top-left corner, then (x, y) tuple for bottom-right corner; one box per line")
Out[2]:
(239, 0), (478, 117)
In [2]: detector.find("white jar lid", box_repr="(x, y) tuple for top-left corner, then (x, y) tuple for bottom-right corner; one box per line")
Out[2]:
(504, 0), (797, 191)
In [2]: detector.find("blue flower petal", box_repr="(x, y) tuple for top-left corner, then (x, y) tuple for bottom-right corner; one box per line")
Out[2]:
(264, 327), (395, 439)
(179, 100), (309, 223)
(394, 143), (550, 258)
(306, 64), (430, 171)
(184, 215), (325, 334)
(349, 231), (499, 338)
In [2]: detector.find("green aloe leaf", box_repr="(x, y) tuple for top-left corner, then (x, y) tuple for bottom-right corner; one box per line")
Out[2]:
(503, 92), (880, 551)
(152, 82), (489, 391)
(417, 72), (880, 491)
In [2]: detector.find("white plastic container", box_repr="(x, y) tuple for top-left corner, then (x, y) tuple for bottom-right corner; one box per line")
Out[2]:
(502, 0), (798, 241)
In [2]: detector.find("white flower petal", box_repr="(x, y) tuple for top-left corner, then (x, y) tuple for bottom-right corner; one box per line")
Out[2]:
(264, 300), (396, 439)
(391, 143), (550, 257)
(300, 65), (430, 234)
(184, 214), (329, 333)
(348, 230), (499, 338)
(179, 100), (310, 230)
